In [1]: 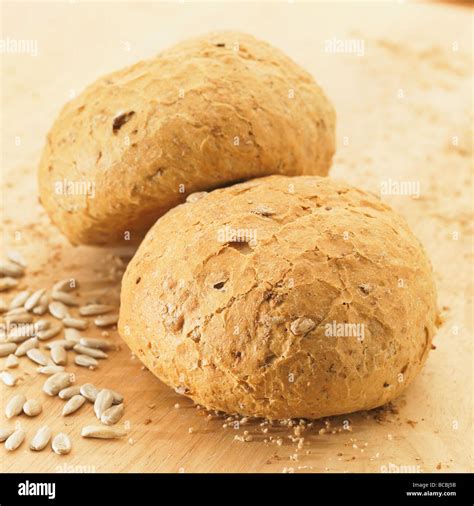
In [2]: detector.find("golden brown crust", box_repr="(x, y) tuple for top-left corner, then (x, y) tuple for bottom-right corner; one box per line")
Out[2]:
(38, 32), (336, 245)
(119, 175), (438, 419)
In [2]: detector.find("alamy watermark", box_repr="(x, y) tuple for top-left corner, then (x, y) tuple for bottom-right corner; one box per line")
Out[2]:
(380, 179), (420, 199)
(217, 225), (257, 246)
(54, 179), (95, 198)
(325, 320), (365, 341)
(0, 37), (38, 57)
(324, 37), (365, 57)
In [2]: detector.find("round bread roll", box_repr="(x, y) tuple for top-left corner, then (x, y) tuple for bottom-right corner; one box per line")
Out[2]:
(119, 175), (438, 420)
(38, 32), (335, 245)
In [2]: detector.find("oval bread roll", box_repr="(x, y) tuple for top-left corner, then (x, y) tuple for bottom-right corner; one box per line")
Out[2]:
(38, 32), (336, 245)
(119, 175), (438, 419)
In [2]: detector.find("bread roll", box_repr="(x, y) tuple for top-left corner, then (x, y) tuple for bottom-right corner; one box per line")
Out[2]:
(38, 32), (335, 245)
(119, 175), (438, 419)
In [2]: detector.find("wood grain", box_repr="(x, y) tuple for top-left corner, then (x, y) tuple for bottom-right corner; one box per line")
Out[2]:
(1, 1), (472, 473)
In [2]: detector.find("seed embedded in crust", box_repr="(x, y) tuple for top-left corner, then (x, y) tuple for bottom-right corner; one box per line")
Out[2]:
(5, 393), (27, 418)
(94, 314), (119, 327)
(75, 354), (98, 369)
(63, 317), (88, 330)
(62, 395), (86, 416)
(52, 290), (79, 307)
(58, 385), (81, 400)
(0, 343), (17, 357)
(24, 289), (46, 311)
(5, 429), (26, 451)
(290, 317), (316, 336)
(26, 348), (48, 366)
(100, 403), (124, 425)
(73, 344), (108, 359)
(15, 337), (38, 357)
(23, 399), (43, 417)
(43, 372), (73, 396)
(80, 425), (126, 439)
(79, 304), (114, 316)
(30, 425), (52, 451)
(80, 383), (98, 402)
(52, 433), (72, 455)
(94, 389), (114, 419)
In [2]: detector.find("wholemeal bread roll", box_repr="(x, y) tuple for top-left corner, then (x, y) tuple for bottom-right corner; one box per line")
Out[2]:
(38, 32), (335, 245)
(119, 175), (438, 419)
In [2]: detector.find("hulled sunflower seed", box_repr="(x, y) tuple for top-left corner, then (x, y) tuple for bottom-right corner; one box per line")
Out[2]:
(5, 353), (19, 368)
(0, 260), (24, 278)
(94, 314), (119, 327)
(37, 322), (62, 341)
(73, 344), (108, 359)
(75, 354), (98, 369)
(53, 278), (78, 293)
(30, 425), (52, 451)
(5, 393), (27, 418)
(1, 371), (17, 386)
(63, 317), (88, 330)
(15, 337), (38, 356)
(5, 312), (33, 324)
(0, 298), (8, 313)
(37, 365), (65, 375)
(24, 289), (46, 311)
(34, 319), (50, 332)
(26, 348), (48, 366)
(290, 317), (316, 336)
(51, 346), (67, 365)
(43, 372), (73, 396)
(81, 425), (126, 439)
(5, 429), (26, 451)
(80, 383), (98, 402)
(0, 277), (19, 291)
(52, 433), (71, 455)
(6, 251), (27, 268)
(79, 337), (115, 351)
(62, 395), (86, 416)
(58, 385), (81, 400)
(23, 399), (43, 417)
(0, 428), (14, 442)
(65, 328), (82, 343)
(48, 301), (70, 320)
(100, 404), (124, 425)
(32, 293), (49, 315)
(7, 326), (35, 343)
(94, 389), (114, 419)
(52, 291), (79, 307)
(5, 307), (30, 316)
(79, 304), (114, 317)
(45, 340), (75, 350)
(0, 342), (17, 357)
(9, 290), (30, 309)
(110, 390), (124, 405)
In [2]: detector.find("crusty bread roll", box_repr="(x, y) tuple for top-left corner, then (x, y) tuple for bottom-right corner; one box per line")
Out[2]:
(38, 32), (335, 245)
(119, 175), (438, 419)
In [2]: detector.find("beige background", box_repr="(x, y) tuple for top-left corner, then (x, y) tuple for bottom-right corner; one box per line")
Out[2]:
(0, 1), (472, 473)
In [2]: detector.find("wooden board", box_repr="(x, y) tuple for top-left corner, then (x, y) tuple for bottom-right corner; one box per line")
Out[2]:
(1, 1), (472, 473)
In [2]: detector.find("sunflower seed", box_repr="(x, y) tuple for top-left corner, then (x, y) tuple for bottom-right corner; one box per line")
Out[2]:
(100, 404), (124, 425)
(94, 389), (114, 419)
(7, 326), (35, 343)
(110, 389), (124, 405)
(5, 307), (30, 316)
(62, 395), (86, 416)
(26, 348), (48, 366)
(0, 342), (17, 357)
(37, 322), (62, 341)
(5, 353), (19, 368)
(65, 328), (82, 343)
(52, 433), (71, 455)
(37, 365), (65, 375)
(58, 385), (81, 399)
(79, 304), (114, 316)
(48, 301), (70, 320)
(0, 261), (24, 278)
(75, 354), (98, 369)
(53, 278), (79, 293)
(43, 372), (73, 396)
(30, 425), (52, 451)
(34, 319), (50, 332)
(15, 337), (38, 356)
(290, 317), (316, 336)
(5, 429), (26, 451)
(52, 291), (79, 307)
(79, 337), (115, 350)
(5, 312), (33, 324)
(6, 251), (27, 268)
(80, 383), (98, 402)
(1, 371), (17, 386)
(50, 345), (67, 365)
(0, 428), (14, 442)
(0, 298), (8, 313)
(5, 393), (27, 418)
(9, 290), (30, 309)
(81, 425), (126, 439)
(0, 277), (18, 291)
(73, 344), (108, 359)
(63, 317), (88, 330)
(32, 293), (49, 315)
(24, 289), (46, 311)
(23, 399), (43, 417)
(94, 314), (119, 327)
(45, 339), (75, 350)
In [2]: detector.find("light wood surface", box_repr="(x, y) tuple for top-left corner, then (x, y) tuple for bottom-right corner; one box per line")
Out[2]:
(0, 1), (472, 473)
